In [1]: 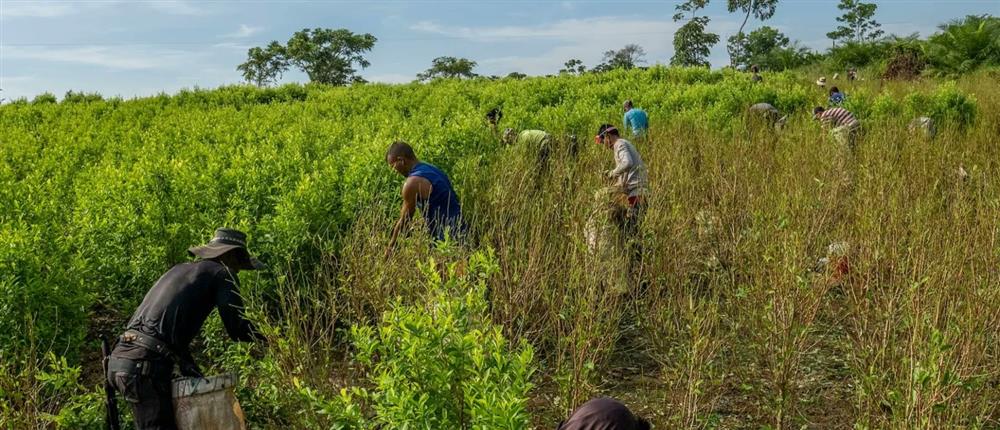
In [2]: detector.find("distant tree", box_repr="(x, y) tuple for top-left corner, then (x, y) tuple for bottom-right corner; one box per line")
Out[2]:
(725, 0), (780, 66)
(727, 26), (813, 70)
(417, 57), (478, 81)
(599, 44), (646, 70)
(559, 59), (587, 74)
(505, 72), (528, 79)
(237, 41), (288, 87)
(671, 0), (719, 67)
(827, 0), (884, 44)
(285, 28), (377, 85)
(62, 90), (103, 103)
(31, 93), (57, 105)
(237, 28), (376, 86)
(925, 15), (1000, 77)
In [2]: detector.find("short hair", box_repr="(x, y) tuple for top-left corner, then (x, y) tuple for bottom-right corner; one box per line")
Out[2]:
(623, 100), (633, 109)
(830, 86), (840, 94)
(750, 64), (759, 73)
(597, 123), (619, 137)
(814, 106), (825, 115)
(486, 107), (503, 122)
(387, 141), (416, 160)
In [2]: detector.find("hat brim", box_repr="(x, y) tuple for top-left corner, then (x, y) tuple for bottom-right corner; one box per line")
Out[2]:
(188, 244), (265, 270)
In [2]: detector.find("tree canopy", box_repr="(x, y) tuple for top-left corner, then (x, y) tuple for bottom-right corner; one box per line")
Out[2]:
(827, 0), (884, 44)
(417, 57), (479, 81)
(671, 1), (719, 68)
(237, 28), (377, 86)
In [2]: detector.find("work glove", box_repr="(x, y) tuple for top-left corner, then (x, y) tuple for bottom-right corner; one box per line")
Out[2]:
(179, 361), (204, 378)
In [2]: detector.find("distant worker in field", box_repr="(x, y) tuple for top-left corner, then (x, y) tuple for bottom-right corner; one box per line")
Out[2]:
(848, 67), (858, 81)
(503, 127), (554, 170)
(814, 106), (861, 149)
(622, 100), (649, 137)
(748, 102), (787, 130)
(486, 108), (503, 135)
(557, 397), (652, 430)
(386, 141), (466, 249)
(107, 228), (264, 430)
(750, 64), (763, 82)
(828, 86), (846, 106)
(816, 76), (827, 88)
(909, 116), (937, 139)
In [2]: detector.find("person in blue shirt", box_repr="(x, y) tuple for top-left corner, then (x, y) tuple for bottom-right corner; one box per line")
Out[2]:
(829, 87), (846, 106)
(622, 100), (649, 137)
(386, 141), (466, 251)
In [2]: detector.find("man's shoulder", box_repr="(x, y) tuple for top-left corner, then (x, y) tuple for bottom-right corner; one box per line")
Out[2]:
(179, 259), (229, 278)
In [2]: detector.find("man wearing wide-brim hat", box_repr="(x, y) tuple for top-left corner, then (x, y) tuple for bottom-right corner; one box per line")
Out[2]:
(106, 228), (265, 430)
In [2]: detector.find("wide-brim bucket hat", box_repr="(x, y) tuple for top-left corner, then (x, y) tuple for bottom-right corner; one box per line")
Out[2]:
(188, 228), (265, 270)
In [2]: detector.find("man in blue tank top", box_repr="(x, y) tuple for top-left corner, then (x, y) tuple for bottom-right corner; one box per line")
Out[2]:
(386, 141), (466, 249)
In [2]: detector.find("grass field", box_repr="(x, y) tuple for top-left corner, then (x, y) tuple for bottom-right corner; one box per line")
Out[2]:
(2, 67), (998, 428)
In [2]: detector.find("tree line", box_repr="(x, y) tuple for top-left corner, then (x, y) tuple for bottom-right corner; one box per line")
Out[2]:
(237, 1), (998, 86)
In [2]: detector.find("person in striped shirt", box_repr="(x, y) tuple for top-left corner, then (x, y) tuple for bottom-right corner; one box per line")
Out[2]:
(814, 106), (861, 149)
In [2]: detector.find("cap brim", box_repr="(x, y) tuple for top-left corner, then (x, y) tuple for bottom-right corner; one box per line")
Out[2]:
(188, 244), (265, 271)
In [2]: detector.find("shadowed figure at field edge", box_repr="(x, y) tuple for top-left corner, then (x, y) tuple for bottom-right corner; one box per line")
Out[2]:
(386, 141), (467, 253)
(106, 228), (265, 430)
(557, 397), (651, 430)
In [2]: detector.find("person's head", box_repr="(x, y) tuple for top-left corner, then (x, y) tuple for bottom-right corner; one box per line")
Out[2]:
(623, 100), (633, 112)
(556, 397), (651, 430)
(188, 228), (265, 273)
(386, 141), (418, 176)
(486, 108), (502, 128)
(595, 124), (620, 148)
(830, 86), (840, 95)
(501, 127), (517, 145)
(813, 106), (825, 119)
(750, 64), (760, 73)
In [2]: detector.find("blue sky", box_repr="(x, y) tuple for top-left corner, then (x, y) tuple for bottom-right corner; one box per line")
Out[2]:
(1, 0), (997, 100)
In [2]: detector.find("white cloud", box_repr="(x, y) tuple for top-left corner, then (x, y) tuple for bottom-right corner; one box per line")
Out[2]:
(146, 0), (204, 16)
(412, 16), (682, 75)
(223, 24), (262, 38)
(0, 1), (76, 18)
(410, 15), (748, 74)
(365, 73), (414, 84)
(213, 41), (254, 51)
(1, 0), (204, 19)
(4, 45), (202, 70)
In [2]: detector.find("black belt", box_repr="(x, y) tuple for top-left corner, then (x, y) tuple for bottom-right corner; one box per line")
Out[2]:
(120, 329), (179, 363)
(107, 356), (149, 376)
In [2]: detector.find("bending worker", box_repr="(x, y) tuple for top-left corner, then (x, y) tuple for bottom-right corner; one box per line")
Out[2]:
(814, 106), (861, 149)
(386, 141), (466, 248)
(596, 124), (648, 275)
(503, 127), (553, 170)
(107, 228), (265, 429)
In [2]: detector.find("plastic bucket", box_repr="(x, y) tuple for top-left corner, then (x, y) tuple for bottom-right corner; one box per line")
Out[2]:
(172, 373), (246, 430)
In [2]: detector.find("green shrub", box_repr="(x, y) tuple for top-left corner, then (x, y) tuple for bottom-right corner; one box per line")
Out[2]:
(37, 353), (103, 429)
(352, 250), (535, 429)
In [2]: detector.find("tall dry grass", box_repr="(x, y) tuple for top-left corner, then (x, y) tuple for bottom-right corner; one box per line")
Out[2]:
(265, 74), (1000, 428)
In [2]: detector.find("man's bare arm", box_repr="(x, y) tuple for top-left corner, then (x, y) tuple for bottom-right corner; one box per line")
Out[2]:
(389, 176), (432, 250)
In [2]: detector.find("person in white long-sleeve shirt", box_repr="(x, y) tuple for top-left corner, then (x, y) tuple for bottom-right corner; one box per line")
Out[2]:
(597, 124), (648, 202)
(596, 124), (648, 278)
